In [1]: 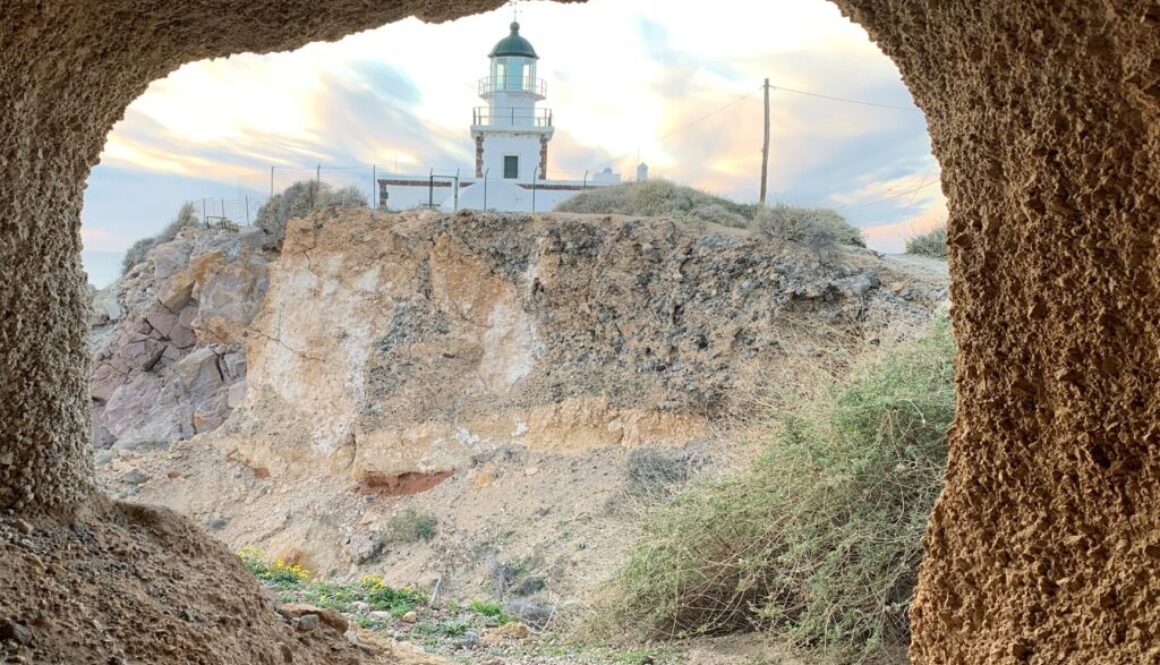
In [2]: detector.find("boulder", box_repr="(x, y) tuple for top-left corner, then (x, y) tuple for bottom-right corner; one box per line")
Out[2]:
(277, 604), (349, 635)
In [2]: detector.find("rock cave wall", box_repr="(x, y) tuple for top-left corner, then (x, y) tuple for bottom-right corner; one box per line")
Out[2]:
(832, 1), (1160, 662)
(1, 1), (1157, 663)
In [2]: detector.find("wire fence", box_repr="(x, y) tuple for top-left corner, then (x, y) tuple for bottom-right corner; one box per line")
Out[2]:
(186, 163), (646, 227)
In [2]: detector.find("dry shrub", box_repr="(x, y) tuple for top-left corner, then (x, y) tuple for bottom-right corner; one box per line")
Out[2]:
(603, 316), (954, 663)
(554, 180), (754, 228)
(255, 180), (367, 250)
(904, 226), (948, 258)
(120, 201), (201, 275)
(381, 507), (438, 544)
(752, 204), (865, 248)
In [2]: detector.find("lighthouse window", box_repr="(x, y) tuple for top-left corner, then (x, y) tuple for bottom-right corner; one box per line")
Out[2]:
(504, 155), (519, 179)
(506, 59), (524, 90)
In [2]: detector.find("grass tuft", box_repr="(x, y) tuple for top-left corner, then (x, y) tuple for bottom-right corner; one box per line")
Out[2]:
(468, 599), (512, 624)
(752, 204), (865, 248)
(603, 317), (954, 663)
(382, 507), (439, 544)
(905, 226), (948, 258)
(554, 180), (754, 228)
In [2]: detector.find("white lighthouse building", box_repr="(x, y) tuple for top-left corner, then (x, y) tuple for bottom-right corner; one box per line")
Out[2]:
(472, 21), (553, 182)
(377, 21), (622, 212)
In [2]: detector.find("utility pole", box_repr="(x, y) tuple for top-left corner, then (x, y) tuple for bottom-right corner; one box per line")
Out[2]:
(760, 78), (771, 207)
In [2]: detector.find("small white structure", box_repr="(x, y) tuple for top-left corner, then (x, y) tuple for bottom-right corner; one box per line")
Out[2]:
(378, 22), (625, 213)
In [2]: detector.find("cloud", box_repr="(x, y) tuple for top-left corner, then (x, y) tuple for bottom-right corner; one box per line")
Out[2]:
(83, 0), (942, 254)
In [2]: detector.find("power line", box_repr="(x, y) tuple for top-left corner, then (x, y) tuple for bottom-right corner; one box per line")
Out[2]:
(655, 86), (762, 143)
(836, 176), (941, 210)
(771, 84), (921, 112)
(601, 86), (762, 167)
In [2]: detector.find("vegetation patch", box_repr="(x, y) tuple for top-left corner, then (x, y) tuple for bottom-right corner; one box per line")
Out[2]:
(752, 203), (865, 247)
(625, 447), (699, 497)
(239, 547), (423, 616)
(255, 180), (367, 250)
(121, 202), (202, 275)
(555, 180), (864, 248)
(554, 180), (754, 228)
(603, 317), (954, 663)
(905, 225), (948, 258)
(468, 599), (512, 624)
(381, 507), (439, 544)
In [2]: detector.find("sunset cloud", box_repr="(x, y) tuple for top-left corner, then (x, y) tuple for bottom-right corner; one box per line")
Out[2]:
(82, 0), (942, 268)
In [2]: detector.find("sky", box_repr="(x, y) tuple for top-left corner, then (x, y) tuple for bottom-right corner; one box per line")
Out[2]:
(81, 0), (946, 287)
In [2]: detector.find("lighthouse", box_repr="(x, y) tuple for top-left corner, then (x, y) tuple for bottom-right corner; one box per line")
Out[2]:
(471, 21), (554, 181)
(377, 20), (622, 212)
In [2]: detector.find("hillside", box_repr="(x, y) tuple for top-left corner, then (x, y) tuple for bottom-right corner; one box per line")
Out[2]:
(87, 208), (947, 660)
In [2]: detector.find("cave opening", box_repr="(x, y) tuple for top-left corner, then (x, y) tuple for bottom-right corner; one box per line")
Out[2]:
(2, 1), (1158, 664)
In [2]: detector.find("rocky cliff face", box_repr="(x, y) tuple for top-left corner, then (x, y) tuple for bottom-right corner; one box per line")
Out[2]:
(186, 211), (938, 485)
(89, 227), (271, 451)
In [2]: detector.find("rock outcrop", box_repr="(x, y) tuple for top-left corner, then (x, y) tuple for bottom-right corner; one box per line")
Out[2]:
(89, 227), (269, 451)
(198, 210), (937, 488)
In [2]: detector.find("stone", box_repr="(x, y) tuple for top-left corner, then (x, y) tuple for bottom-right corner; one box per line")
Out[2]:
(0, 619), (34, 646)
(277, 604), (348, 634)
(226, 381), (248, 409)
(345, 532), (384, 565)
(479, 622), (530, 646)
(295, 614), (320, 632)
(120, 470), (149, 486)
(101, 298), (125, 322)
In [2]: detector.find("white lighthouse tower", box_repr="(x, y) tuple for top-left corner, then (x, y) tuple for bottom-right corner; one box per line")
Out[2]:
(471, 21), (554, 181)
(377, 20), (621, 212)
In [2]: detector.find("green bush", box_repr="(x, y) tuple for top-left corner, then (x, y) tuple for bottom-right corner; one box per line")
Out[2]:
(554, 180), (755, 228)
(255, 180), (366, 250)
(120, 201), (201, 275)
(752, 204), (865, 248)
(382, 507), (439, 544)
(468, 599), (511, 623)
(905, 226), (948, 258)
(605, 317), (954, 663)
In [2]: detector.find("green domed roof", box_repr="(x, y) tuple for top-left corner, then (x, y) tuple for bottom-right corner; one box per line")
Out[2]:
(489, 22), (538, 59)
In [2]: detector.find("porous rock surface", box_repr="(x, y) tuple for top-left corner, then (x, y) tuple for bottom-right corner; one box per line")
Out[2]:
(1, 1), (1157, 664)
(0, 498), (451, 665)
(833, 1), (1160, 663)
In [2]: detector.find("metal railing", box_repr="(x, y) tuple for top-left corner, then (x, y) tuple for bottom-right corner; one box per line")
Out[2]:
(472, 107), (553, 128)
(477, 76), (547, 97)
